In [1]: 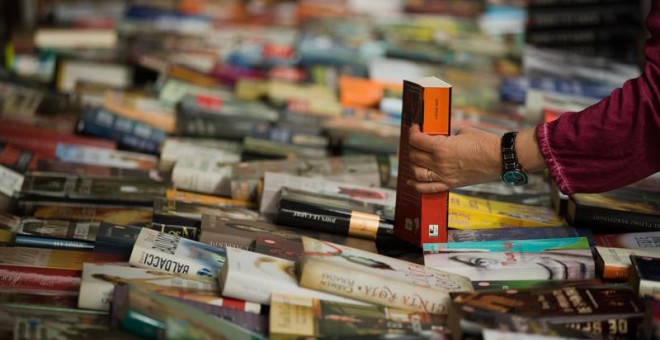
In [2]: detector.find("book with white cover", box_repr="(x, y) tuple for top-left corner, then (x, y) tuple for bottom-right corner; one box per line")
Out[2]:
(78, 263), (217, 311)
(260, 172), (396, 215)
(297, 237), (473, 314)
(0, 165), (24, 197)
(160, 138), (241, 173)
(171, 155), (234, 196)
(129, 228), (226, 277)
(218, 247), (370, 306)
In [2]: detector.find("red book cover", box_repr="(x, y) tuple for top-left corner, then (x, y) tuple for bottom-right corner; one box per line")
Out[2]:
(0, 265), (81, 292)
(0, 120), (116, 157)
(394, 77), (451, 246)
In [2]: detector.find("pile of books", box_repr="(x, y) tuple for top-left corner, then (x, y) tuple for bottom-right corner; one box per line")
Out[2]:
(0, 0), (658, 339)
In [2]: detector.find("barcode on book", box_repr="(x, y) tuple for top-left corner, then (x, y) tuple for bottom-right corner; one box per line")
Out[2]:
(429, 224), (439, 237)
(152, 232), (179, 255)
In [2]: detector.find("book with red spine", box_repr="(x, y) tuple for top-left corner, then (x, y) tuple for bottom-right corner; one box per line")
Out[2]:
(394, 77), (451, 246)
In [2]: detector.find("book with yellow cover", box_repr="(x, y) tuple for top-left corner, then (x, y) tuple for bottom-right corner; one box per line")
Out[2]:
(448, 192), (565, 230)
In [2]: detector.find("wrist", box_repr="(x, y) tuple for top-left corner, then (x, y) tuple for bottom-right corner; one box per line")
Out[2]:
(516, 128), (546, 173)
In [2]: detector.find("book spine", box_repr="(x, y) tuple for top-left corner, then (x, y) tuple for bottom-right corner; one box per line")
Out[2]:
(0, 265), (81, 292)
(394, 80), (450, 246)
(568, 202), (660, 232)
(527, 0), (636, 8)
(297, 256), (451, 314)
(77, 107), (166, 155)
(129, 243), (202, 276)
(275, 199), (392, 241)
(14, 235), (95, 251)
(198, 232), (255, 251)
(176, 112), (253, 140)
(120, 308), (165, 339)
(527, 5), (640, 29)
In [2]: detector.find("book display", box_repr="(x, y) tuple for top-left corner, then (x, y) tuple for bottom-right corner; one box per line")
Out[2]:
(0, 0), (655, 339)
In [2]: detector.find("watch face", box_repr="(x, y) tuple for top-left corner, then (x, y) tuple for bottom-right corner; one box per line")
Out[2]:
(502, 170), (528, 186)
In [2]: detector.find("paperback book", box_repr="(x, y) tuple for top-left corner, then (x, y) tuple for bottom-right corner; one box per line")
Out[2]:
(595, 246), (660, 280)
(447, 226), (582, 242)
(297, 237), (473, 314)
(153, 197), (259, 228)
(128, 228), (226, 277)
(424, 249), (596, 281)
(629, 255), (660, 298)
(423, 237), (590, 253)
(218, 247), (371, 306)
(275, 187), (394, 241)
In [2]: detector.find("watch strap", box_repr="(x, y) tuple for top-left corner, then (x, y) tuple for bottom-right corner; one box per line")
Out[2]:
(501, 131), (522, 172)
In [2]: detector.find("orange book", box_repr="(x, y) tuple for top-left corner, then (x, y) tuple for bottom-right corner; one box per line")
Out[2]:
(394, 77), (451, 246)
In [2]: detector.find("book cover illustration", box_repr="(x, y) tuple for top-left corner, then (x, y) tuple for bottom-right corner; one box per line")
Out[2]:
(424, 237), (590, 253)
(78, 263), (259, 312)
(297, 236), (473, 314)
(129, 228), (226, 277)
(219, 247), (370, 306)
(269, 293), (448, 339)
(165, 189), (255, 209)
(394, 76), (451, 246)
(424, 249), (596, 281)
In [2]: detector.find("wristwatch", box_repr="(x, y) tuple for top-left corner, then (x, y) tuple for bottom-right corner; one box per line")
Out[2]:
(501, 131), (528, 186)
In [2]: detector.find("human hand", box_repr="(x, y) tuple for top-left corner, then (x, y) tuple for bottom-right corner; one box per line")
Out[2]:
(406, 124), (502, 193)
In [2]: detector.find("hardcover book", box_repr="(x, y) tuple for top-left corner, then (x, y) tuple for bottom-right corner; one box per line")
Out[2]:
(128, 228), (226, 277)
(566, 185), (660, 232)
(269, 293), (448, 339)
(218, 247), (370, 306)
(296, 237), (473, 314)
(424, 249), (596, 281)
(159, 138), (241, 174)
(394, 76), (451, 246)
(93, 223), (142, 258)
(36, 159), (160, 180)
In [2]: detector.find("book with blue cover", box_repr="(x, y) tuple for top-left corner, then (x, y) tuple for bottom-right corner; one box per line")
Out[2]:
(424, 237), (590, 253)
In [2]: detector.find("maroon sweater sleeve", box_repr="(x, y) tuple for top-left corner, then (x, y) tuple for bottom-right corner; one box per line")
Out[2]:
(536, 1), (660, 195)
